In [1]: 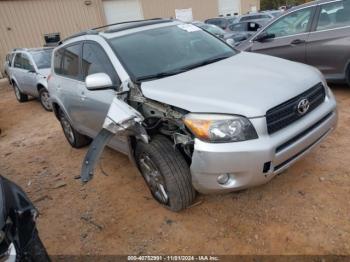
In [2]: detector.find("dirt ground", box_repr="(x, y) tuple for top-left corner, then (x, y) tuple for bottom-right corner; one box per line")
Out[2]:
(0, 82), (349, 256)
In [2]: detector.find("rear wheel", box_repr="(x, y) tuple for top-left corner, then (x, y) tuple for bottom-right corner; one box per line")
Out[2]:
(13, 83), (28, 102)
(135, 135), (196, 212)
(39, 88), (52, 111)
(58, 109), (91, 148)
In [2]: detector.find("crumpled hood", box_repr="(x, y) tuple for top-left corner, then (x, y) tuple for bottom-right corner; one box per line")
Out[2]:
(141, 52), (322, 118)
(37, 68), (51, 78)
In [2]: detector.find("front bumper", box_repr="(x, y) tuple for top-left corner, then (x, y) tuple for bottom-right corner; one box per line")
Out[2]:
(190, 92), (337, 194)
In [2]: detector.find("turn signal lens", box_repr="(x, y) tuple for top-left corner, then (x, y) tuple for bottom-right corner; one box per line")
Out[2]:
(183, 118), (212, 140)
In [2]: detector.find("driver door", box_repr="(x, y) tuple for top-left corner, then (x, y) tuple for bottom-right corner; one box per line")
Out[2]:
(250, 6), (316, 63)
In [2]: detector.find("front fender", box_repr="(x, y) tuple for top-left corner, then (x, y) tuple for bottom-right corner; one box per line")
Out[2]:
(80, 97), (147, 183)
(37, 78), (48, 90)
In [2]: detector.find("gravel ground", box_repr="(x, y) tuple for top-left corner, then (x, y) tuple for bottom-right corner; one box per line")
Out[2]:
(0, 83), (349, 255)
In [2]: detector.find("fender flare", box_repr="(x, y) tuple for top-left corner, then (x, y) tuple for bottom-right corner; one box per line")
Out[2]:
(10, 77), (20, 90)
(50, 99), (76, 129)
(37, 79), (48, 91)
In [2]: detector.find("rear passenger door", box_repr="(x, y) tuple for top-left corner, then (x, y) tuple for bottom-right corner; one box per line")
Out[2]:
(54, 43), (87, 132)
(12, 53), (28, 92)
(306, 0), (350, 79)
(78, 41), (118, 137)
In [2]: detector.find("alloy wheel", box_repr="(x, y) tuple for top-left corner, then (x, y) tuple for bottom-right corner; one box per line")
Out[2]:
(139, 153), (169, 204)
(40, 91), (52, 110)
(14, 85), (21, 100)
(60, 116), (75, 144)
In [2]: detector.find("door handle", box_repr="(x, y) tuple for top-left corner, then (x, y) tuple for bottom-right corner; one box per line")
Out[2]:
(290, 39), (306, 45)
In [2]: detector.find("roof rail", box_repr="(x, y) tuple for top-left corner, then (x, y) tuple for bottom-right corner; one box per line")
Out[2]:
(60, 18), (172, 44)
(103, 18), (173, 34)
(91, 18), (164, 31)
(60, 30), (99, 45)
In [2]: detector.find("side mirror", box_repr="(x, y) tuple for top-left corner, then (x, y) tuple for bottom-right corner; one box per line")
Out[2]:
(28, 69), (36, 73)
(85, 73), (113, 90)
(255, 32), (275, 42)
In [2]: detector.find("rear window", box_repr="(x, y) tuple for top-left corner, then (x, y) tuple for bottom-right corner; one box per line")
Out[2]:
(54, 49), (64, 74)
(54, 44), (81, 79)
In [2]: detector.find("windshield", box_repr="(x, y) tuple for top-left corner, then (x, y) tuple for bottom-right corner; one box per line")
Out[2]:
(31, 49), (53, 69)
(109, 24), (236, 81)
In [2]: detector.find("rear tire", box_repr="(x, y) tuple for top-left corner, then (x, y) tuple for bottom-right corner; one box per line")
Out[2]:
(135, 135), (196, 212)
(58, 109), (91, 148)
(13, 82), (28, 103)
(39, 88), (52, 111)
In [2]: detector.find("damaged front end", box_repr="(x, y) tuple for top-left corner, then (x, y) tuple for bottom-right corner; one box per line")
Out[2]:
(81, 96), (147, 183)
(81, 83), (195, 183)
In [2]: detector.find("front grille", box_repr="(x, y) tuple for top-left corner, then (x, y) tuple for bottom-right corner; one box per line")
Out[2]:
(266, 83), (326, 135)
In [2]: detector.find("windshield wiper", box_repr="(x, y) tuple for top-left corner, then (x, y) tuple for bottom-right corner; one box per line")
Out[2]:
(180, 54), (232, 71)
(136, 69), (187, 82)
(136, 54), (232, 82)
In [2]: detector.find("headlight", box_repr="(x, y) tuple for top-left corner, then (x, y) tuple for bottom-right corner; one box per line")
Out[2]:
(183, 114), (258, 143)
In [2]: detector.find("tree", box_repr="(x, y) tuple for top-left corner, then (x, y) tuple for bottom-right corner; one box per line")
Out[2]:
(260, 0), (307, 10)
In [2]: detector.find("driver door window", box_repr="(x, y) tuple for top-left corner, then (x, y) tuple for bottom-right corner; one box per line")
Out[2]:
(266, 8), (313, 38)
(251, 7), (315, 63)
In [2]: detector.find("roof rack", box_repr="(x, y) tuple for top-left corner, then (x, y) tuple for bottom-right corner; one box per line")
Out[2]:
(91, 18), (165, 31)
(59, 30), (99, 45)
(60, 18), (173, 44)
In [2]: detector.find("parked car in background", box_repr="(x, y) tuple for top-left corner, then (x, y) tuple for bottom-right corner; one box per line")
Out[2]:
(205, 16), (240, 31)
(261, 10), (284, 18)
(237, 0), (350, 86)
(7, 48), (53, 111)
(239, 12), (275, 22)
(192, 21), (248, 46)
(49, 19), (337, 211)
(227, 19), (269, 43)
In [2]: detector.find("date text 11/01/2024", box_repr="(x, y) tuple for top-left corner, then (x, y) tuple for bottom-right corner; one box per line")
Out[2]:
(127, 256), (220, 261)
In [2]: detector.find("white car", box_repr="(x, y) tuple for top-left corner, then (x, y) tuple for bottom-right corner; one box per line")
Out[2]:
(49, 19), (337, 211)
(7, 48), (53, 111)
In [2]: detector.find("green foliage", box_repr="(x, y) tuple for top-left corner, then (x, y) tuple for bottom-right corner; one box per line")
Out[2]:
(260, 0), (306, 10)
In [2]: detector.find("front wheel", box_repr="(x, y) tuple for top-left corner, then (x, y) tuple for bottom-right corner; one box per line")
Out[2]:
(13, 83), (28, 103)
(39, 88), (52, 111)
(135, 135), (196, 212)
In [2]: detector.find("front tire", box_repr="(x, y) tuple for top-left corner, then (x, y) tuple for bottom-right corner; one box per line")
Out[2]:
(58, 110), (91, 148)
(13, 83), (28, 102)
(135, 135), (196, 212)
(39, 88), (52, 111)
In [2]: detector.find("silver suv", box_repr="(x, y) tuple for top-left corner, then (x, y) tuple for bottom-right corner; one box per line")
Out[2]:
(7, 48), (53, 111)
(49, 19), (337, 211)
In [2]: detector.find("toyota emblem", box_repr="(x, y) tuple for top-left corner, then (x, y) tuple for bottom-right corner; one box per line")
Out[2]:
(297, 98), (310, 115)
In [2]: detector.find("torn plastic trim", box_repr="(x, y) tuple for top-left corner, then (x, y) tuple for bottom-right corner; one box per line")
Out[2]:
(81, 97), (148, 183)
